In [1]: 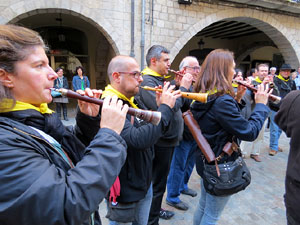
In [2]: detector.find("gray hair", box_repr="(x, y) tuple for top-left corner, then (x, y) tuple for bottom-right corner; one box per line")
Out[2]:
(270, 67), (277, 71)
(146, 45), (169, 67)
(179, 56), (198, 70)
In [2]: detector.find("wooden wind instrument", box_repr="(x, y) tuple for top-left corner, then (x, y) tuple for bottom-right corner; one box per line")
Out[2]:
(51, 88), (161, 125)
(140, 86), (208, 103)
(232, 79), (281, 104)
(168, 69), (197, 83)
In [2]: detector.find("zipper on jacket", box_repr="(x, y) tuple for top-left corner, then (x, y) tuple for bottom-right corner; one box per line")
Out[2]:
(13, 127), (74, 168)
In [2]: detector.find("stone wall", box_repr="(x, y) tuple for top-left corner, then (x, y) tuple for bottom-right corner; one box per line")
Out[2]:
(1, 0), (299, 70)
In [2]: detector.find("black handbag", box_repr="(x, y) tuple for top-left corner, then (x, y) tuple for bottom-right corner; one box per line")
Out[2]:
(106, 201), (137, 223)
(202, 154), (251, 197)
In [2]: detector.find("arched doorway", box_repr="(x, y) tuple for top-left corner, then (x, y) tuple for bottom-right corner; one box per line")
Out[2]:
(10, 10), (117, 90)
(171, 15), (299, 75)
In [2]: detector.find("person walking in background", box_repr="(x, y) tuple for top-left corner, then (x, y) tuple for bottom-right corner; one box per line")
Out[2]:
(268, 64), (296, 156)
(269, 67), (277, 77)
(72, 66), (90, 91)
(246, 68), (257, 82)
(241, 64), (270, 162)
(53, 67), (69, 121)
(293, 66), (300, 90)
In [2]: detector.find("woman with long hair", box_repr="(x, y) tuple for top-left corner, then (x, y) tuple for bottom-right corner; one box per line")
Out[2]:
(191, 49), (270, 225)
(0, 24), (128, 225)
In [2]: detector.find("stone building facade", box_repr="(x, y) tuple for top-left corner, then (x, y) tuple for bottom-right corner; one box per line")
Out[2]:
(1, 0), (300, 88)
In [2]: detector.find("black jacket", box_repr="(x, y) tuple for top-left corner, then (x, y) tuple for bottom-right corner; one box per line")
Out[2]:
(269, 76), (296, 112)
(275, 90), (300, 223)
(138, 75), (187, 147)
(190, 94), (269, 177)
(115, 98), (174, 203)
(0, 109), (127, 225)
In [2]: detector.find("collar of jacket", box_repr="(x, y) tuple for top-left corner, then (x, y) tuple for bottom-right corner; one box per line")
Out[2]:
(142, 67), (171, 79)
(277, 74), (290, 82)
(0, 99), (53, 114)
(255, 76), (263, 84)
(101, 84), (139, 109)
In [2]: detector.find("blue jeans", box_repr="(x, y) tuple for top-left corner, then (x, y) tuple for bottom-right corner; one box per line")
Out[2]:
(109, 184), (153, 225)
(193, 180), (230, 225)
(269, 110), (282, 151)
(166, 140), (196, 204)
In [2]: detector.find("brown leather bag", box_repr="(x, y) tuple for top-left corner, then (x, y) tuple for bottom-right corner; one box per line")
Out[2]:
(182, 110), (215, 163)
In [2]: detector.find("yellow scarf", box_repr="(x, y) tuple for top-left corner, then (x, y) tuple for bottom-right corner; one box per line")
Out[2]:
(101, 84), (139, 109)
(232, 83), (238, 88)
(191, 88), (218, 105)
(277, 74), (290, 82)
(142, 67), (171, 79)
(255, 76), (263, 84)
(0, 99), (53, 114)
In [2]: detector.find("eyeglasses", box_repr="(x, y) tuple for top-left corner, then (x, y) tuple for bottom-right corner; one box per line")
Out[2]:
(185, 66), (201, 71)
(118, 71), (142, 79)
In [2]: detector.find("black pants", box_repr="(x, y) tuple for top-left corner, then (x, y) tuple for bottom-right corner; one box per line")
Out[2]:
(56, 103), (68, 119)
(148, 145), (174, 225)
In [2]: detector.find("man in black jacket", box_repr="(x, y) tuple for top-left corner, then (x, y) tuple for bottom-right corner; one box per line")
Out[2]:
(269, 64), (296, 156)
(102, 55), (181, 225)
(138, 45), (193, 224)
(275, 90), (300, 225)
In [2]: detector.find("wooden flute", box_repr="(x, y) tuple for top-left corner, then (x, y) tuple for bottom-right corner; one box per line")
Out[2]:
(232, 79), (281, 104)
(168, 69), (197, 83)
(140, 86), (208, 103)
(51, 88), (161, 125)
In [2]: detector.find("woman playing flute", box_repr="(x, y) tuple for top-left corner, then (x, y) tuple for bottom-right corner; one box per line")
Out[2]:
(0, 24), (129, 225)
(191, 49), (271, 225)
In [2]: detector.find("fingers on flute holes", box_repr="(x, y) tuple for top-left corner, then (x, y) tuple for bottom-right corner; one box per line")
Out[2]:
(85, 88), (93, 97)
(116, 99), (123, 110)
(122, 104), (129, 115)
(77, 90), (85, 95)
(103, 95), (111, 108)
(268, 88), (273, 94)
(110, 95), (118, 106)
(93, 89), (102, 99)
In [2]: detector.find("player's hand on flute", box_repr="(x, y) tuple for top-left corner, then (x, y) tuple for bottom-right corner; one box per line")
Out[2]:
(180, 72), (193, 90)
(77, 88), (102, 117)
(255, 84), (272, 105)
(160, 82), (181, 109)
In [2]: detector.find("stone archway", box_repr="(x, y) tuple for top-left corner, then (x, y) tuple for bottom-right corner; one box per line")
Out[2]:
(3, 3), (120, 89)
(170, 8), (300, 68)
(2, 1), (121, 55)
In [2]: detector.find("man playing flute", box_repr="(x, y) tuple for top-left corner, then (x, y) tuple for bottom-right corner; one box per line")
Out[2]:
(138, 45), (193, 224)
(102, 55), (180, 225)
(166, 56), (200, 211)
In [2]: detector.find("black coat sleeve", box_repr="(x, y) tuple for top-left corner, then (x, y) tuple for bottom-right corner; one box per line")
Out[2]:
(214, 97), (270, 141)
(120, 104), (173, 150)
(0, 127), (127, 225)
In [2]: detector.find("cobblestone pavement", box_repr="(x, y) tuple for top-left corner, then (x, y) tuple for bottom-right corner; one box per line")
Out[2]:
(60, 108), (289, 225)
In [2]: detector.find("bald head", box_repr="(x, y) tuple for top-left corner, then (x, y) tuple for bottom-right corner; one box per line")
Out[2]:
(107, 55), (138, 81)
